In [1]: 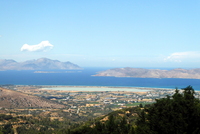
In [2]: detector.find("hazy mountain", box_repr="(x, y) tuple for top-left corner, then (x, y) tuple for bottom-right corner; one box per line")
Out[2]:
(0, 58), (81, 70)
(94, 67), (200, 79)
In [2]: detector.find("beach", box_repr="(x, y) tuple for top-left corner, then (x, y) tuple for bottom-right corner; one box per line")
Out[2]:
(41, 86), (174, 92)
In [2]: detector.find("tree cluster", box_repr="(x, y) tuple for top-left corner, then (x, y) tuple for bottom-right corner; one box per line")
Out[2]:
(136, 86), (200, 134)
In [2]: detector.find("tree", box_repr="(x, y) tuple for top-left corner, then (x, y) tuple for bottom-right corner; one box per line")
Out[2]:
(2, 123), (14, 134)
(136, 86), (200, 134)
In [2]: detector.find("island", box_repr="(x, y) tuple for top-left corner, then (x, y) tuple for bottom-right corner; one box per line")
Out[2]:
(94, 67), (200, 79)
(0, 58), (82, 70)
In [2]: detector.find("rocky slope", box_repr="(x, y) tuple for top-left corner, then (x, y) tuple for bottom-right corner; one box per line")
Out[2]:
(0, 87), (66, 108)
(94, 67), (200, 79)
(0, 58), (81, 70)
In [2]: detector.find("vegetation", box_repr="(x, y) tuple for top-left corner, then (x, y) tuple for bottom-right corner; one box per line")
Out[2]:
(136, 85), (200, 134)
(0, 86), (200, 134)
(66, 107), (141, 134)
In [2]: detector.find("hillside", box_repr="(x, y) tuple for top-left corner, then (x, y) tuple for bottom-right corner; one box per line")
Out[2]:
(0, 58), (81, 70)
(62, 106), (142, 134)
(0, 87), (66, 108)
(94, 67), (200, 79)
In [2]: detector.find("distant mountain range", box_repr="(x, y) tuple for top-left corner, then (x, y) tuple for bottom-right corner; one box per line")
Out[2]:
(0, 58), (81, 70)
(94, 67), (200, 79)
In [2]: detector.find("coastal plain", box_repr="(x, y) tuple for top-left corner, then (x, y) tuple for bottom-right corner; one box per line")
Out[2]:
(0, 85), (199, 131)
(4, 85), (177, 105)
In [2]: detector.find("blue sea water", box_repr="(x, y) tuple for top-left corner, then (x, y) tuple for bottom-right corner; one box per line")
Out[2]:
(0, 67), (200, 90)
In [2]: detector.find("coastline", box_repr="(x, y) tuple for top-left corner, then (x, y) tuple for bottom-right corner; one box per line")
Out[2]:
(40, 85), (175, 92)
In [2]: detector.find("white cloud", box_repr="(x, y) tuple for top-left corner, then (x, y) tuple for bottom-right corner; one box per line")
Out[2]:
(21, 41), (54, 52)
(164, 51), (200, 62)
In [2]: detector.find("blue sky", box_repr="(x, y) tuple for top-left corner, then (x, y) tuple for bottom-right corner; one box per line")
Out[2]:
(1, 0), (200, 68)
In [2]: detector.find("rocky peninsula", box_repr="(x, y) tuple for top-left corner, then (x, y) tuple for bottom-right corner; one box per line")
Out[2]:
(94, 67), (200, 79)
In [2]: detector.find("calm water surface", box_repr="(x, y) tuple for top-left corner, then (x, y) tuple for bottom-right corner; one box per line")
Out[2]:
(0, 68), (200, 90)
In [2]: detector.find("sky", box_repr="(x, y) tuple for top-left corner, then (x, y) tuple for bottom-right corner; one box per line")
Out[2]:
(1, 0), (200, 68)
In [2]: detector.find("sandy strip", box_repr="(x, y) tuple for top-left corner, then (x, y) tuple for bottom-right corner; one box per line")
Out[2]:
(41, 86), (174, 92)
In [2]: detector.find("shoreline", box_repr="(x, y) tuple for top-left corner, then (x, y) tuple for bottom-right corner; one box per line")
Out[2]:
(18, 85), (174, 90)
(39, 85), (175, 92)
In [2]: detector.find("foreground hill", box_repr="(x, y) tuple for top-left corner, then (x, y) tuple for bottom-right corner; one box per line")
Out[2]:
(94, 67), (200, 79)
(66, 106), (141, 134)
(0, 87), (65, 108)
(0, 58), (81, 70)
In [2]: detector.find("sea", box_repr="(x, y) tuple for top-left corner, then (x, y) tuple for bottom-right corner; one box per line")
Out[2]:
(0, 67), (200, 91)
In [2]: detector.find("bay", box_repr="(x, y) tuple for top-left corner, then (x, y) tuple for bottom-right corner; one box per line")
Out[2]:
(0, 67), (200, 90)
